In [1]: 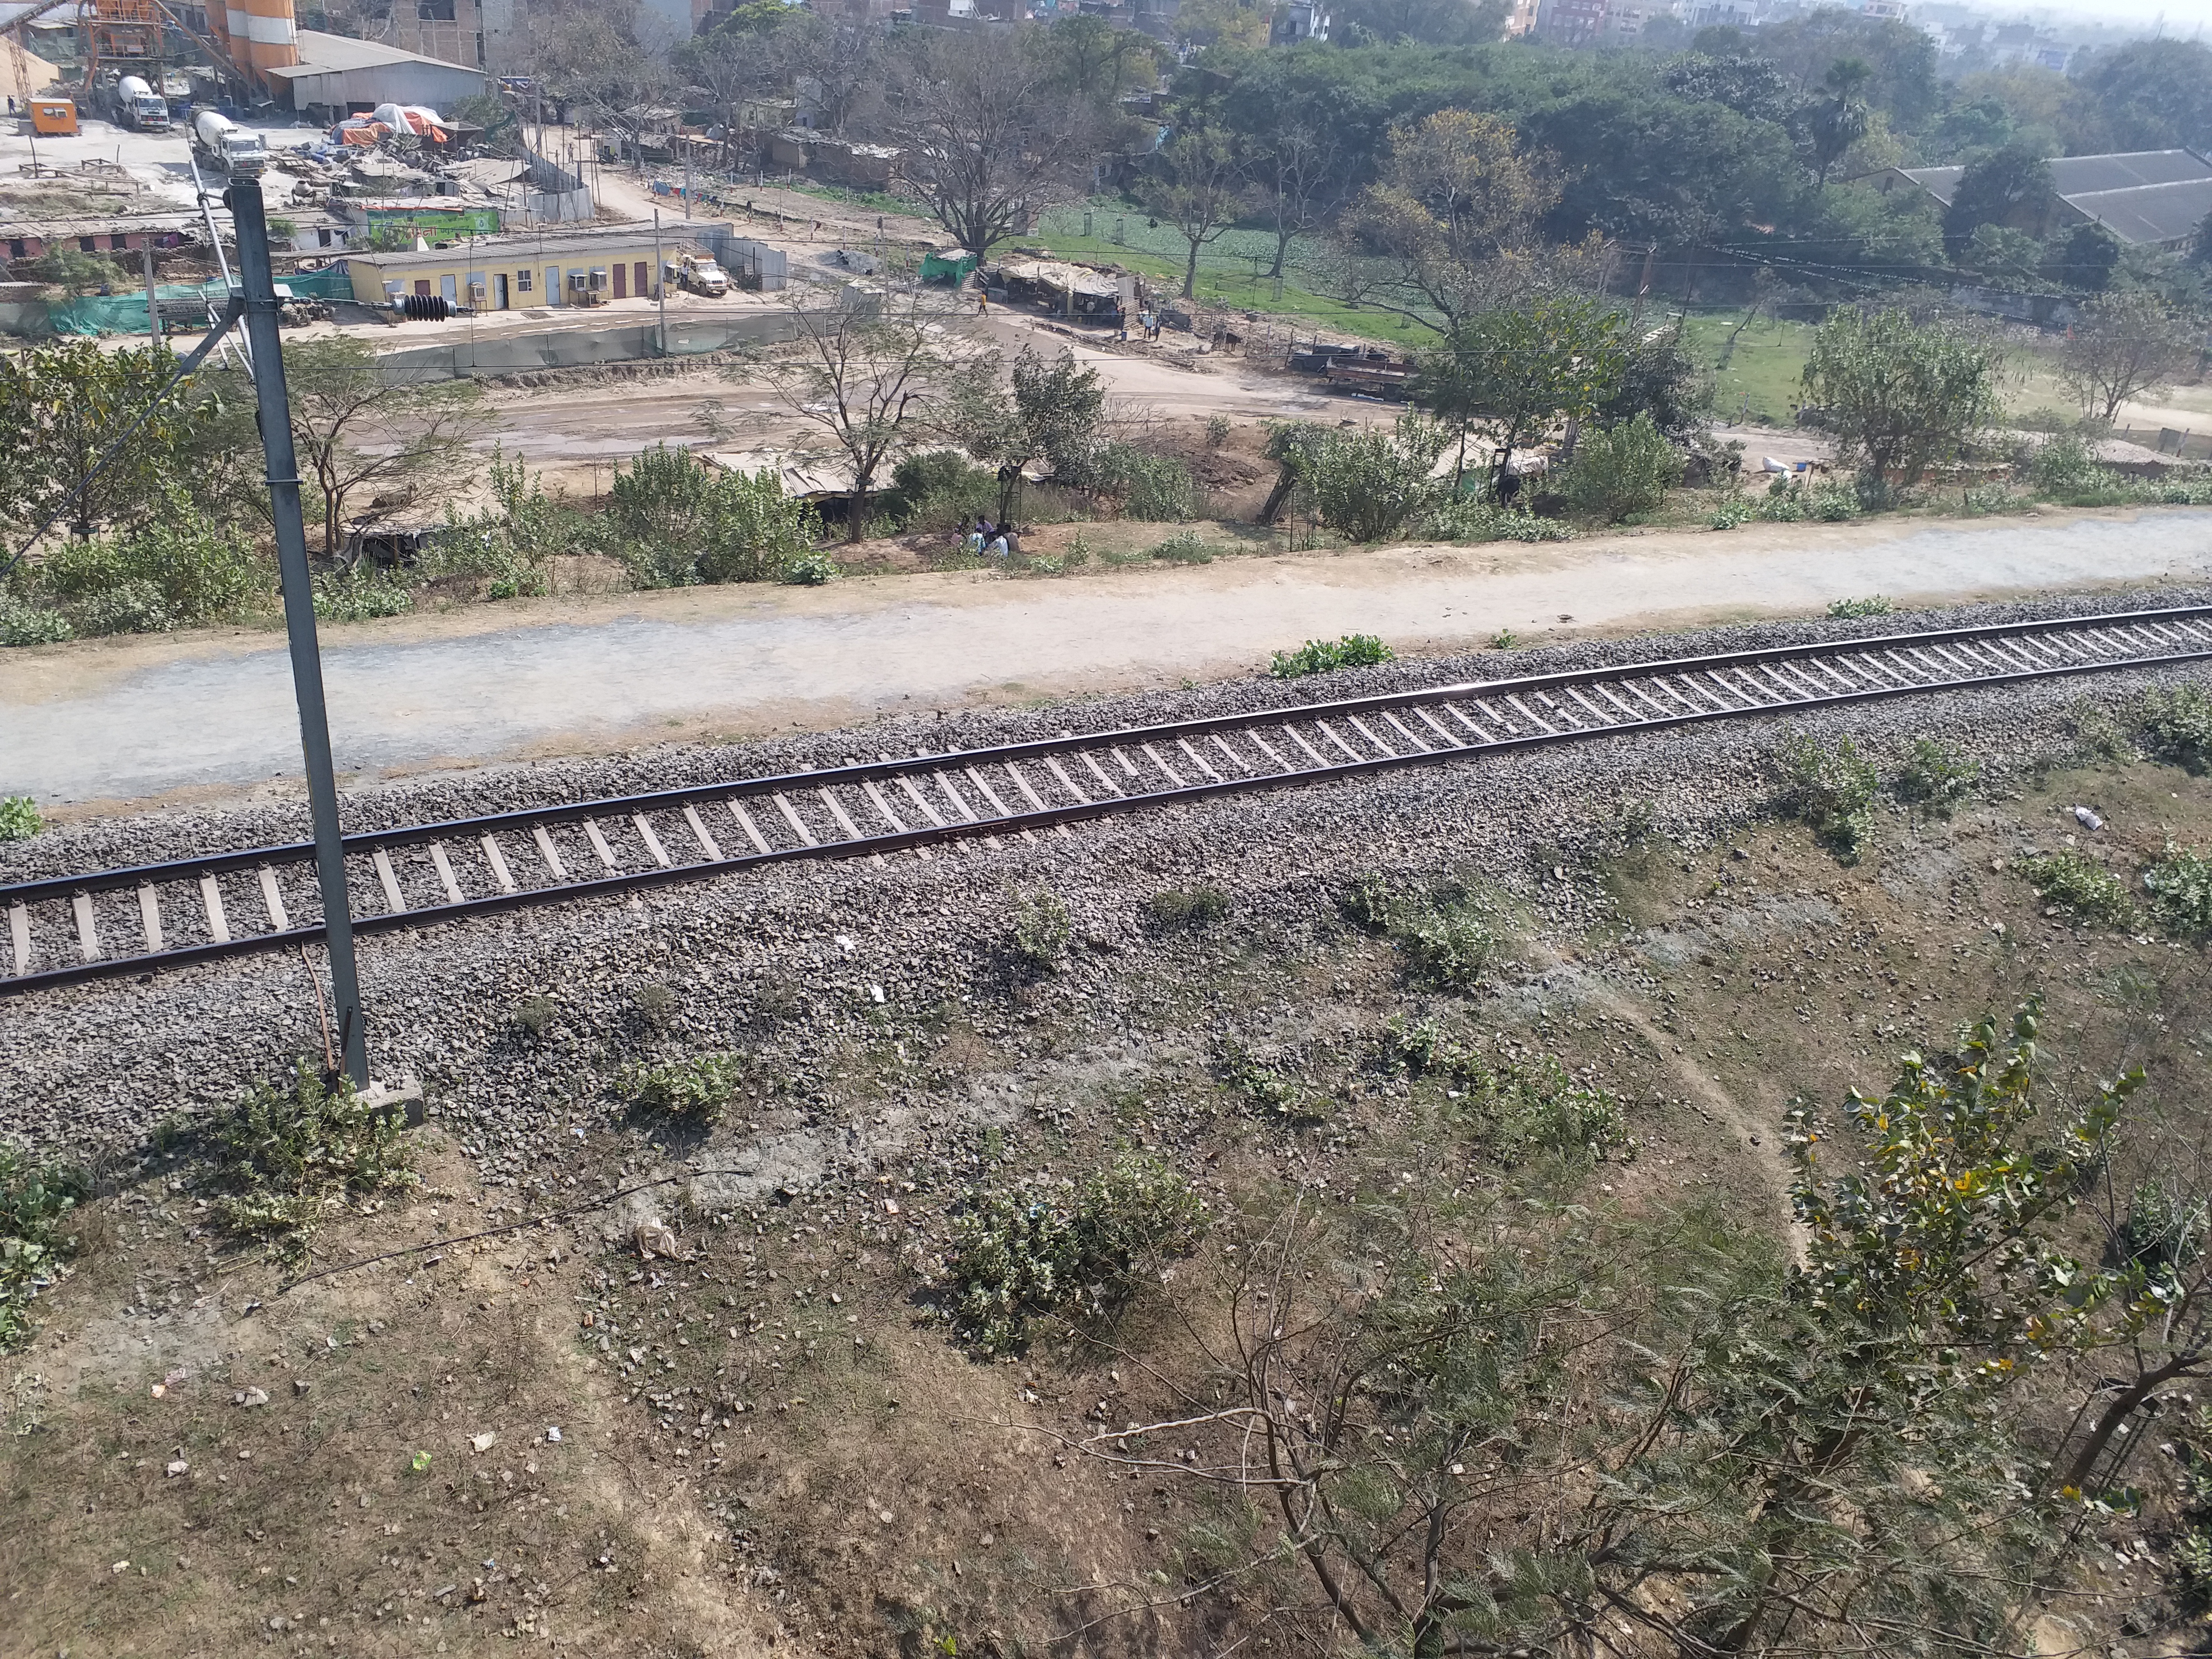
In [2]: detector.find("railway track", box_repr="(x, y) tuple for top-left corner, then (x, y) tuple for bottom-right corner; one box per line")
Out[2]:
(6, 603), (2211, 998)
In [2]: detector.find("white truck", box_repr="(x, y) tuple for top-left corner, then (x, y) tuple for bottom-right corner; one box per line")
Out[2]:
(113, 75), (169, 132)
(191, 109), (267, 178)
(675, 252), (728, 297)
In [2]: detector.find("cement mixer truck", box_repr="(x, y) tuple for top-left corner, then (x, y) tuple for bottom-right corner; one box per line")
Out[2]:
(112, 76), (169, 132)
(191, 109), (267, 178)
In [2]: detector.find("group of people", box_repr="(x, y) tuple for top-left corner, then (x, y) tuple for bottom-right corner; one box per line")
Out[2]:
(1118, 310), (1163, 343)
(963, 517), (1020, 560)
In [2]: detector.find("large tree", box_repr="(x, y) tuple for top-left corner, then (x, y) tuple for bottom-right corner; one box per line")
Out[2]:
(1940, 143), (2053, 258)
(1415, 293), (1628, 493)
(2076, 37), (2212, 154)
(1330, 0), (1506, 47)
(880, 30), (1090, 261)
(0, 338), (220, 541)
(943, 346), (1106, 525)
(1356, 110), (1559, 328)
(1801, 305), (2005, 493)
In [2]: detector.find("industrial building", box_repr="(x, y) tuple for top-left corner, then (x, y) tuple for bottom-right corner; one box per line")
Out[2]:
(337, 221), (709, 311)
(263, 30), (489, 123)
(1883, 151), (2212, 251)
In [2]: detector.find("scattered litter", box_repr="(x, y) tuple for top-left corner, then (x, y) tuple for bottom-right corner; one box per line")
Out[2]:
(149, 1383), (165, 1399)
(2074, 805), (2104, 831)
(545, 1427), (562, 1444)
(234, 1387), (269, 1408)
(408, 1450), (433, 1474)
(469, 1432), (498, 1454)
(633, 1219), (681, 1259)
(165, 1460), (188, 1477)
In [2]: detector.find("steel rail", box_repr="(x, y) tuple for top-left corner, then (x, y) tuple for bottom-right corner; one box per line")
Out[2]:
(5, 603), (2212, 998)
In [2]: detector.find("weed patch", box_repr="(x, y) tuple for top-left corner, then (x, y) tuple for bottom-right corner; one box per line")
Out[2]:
(1215, 1042), (1324, 1122)
(943, 1153), (1206, 1353)
(1777, 731), (1879, 861)
(1011, 891), (1071, 974)
(1145, 886), (1231, 931)
(0, 1143), (87, 1350)
(1151, 530), (1213, 565)
(2146, 843), (2212, 937)
(201, 1062), (417, 1259)
(0, 795), (40, 840)
(624, 1054), (745, 1119)
(1269, 633), (1394, 678)
(1896, 738), (1981, 816)
(1827, 595), (1892, 618)
(1372, 1020), (1626, 1165)
(2017, 850), (2137, 927)
(1340, 876), (1502, 989)
(2145, 685), (2212, 774)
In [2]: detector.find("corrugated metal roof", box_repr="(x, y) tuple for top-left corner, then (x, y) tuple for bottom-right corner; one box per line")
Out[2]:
(265, 28), (489, 81)
(2064, 177), (2212, 247)
(1899, 151), (2212, 211)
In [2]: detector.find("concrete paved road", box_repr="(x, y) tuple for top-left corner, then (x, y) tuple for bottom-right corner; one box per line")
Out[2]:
(4, 509), (2207, 811)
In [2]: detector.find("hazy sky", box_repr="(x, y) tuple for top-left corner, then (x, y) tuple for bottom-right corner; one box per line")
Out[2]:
(2048, 1), (2212, 29)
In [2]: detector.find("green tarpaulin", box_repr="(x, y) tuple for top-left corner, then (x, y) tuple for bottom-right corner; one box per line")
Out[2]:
(45, 266), (352, 336)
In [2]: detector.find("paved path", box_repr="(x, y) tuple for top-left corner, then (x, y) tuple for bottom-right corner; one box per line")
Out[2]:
(4, 510), (2207, 810)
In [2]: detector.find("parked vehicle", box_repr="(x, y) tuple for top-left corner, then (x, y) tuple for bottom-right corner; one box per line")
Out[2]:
(674, 252), (727, 297)
(191, 109), (267, 177)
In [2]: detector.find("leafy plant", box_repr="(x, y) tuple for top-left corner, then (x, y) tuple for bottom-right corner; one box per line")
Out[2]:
(2145, 842), (2212, 936)
(1425, 497), (1576, 542)
(624, 1053), (745, 1119)
(2017, 849), (2136, 927)
(1760, 478), (1862, 522)
(1303, 412), (1450, 543)
(1269, 633), (1395, 678)
(0, 796), (40, 841)
(1707, 494), (1755, 530)
(608, 445), (821, 587)
(1827, 594), (1891, 618)
(1555, 412), (1683, 523)
(1490, 628), (1519, 649)
(203, 1062), (417, 1259)
(1776, 731), (1879, 860)
(0, 1142), (87, 1350)
(781, 552), (838, 585)
(1895, 737), (1980, 816)
(0, 593), (72, 645)
(1097, 443), (1195, 522)
(1204, 413), (1232, 448)
(1801, 305), (2006, 494)
(1341, 875), (1501, 989)
(512, 995), (558, 1037)
(2027, 432), (2109, 498)
(1144, 886), (1230, 931)
(944, 1152), (1206, 1353)
(1011, 890), (1071, 973)
(1215, 1041), (1319, 1120)
(2144, 685), (2212, 773)
(1150, 529), (1213, 564)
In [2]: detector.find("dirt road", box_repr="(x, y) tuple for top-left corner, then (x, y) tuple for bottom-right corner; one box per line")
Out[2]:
(5, 508), (2205, 813)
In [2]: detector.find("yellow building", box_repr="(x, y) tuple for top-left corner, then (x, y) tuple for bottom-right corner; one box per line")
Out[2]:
(337, 221), (726, 312)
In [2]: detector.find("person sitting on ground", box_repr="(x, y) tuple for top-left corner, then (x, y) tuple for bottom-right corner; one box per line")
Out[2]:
(1001, 524), (1022, 558)
(986, 530), (1010, 560)
(963, 521), (985, 555)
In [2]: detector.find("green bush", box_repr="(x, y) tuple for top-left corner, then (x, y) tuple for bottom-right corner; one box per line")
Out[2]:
(2017, 850), (2136, 927)
(0, 1142), (88, 1350)
(1305, 413), (1449, 543)
(1144, 886), (1230, 930)
(313, 568), (413, 623)
(1151, 529), (1213, 564)
(26, 501), (267, 636)
(1895, 737), (1981, 816)
(1761, 478), (1860, 522)
(1011, 890), (1071, 973)
(1269, 633), (1395, 678)
(1827, 595), (1892, 618)
(2145, 685), (2212, 773)
(624, 1053), (745, 1118)
(1340, 872), (1401, 933)
(1395, 899), (1498, 990)
(2145, 843), (2212, 936)
(204, 1062), (418, 1258)
(2028, 433), (2109, 498)
(0, 592), (72, 645)
(1707, 495), (1755, 530)
(945, 1152), (1206, 1353)
(1556, 413), (1683, 523)
(0, 796), (40, 841)
(781, 553), (838, 586)
(888, 449), (996, 531)
(1777, 731), (1879, 860)
(1425, 498), (1577, 542)
(1215, 1041), (1318, 1119)
(608, 445), (820, 587)
(1371, 1022), (1625, 1165)
(1099, 443), (1195, 522)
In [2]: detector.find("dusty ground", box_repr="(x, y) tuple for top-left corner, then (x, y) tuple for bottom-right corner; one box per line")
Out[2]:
(6, 506), (2208, 812)
(7, 742), (2209, 1658)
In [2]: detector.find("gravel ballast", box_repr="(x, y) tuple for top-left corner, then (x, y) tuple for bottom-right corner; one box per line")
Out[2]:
(2, 584), (2207, 1165)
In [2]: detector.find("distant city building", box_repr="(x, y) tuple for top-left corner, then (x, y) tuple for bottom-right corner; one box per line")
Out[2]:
(1502, 0), (1541, 34)
(1271, 0), (1328, 42)
(1884, 150), (2212, 250)
(1538, 0), (1608, 45)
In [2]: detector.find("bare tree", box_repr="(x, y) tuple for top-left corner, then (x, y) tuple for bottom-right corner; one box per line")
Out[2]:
(528, 0), (668, 170)
(1256, 115), (1347, 281)
(2059, 289), (2201, 426)
(752, 293), (969, 543)
(784, 10), (880, 137)
(245, 338), (486, 561)
(880, 30), (1091, 261)
(1143, 126), (1245, 300)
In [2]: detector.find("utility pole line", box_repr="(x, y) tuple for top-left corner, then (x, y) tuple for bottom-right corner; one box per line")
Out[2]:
(227, 175), (368, 1087)
(653, 205), (666, 356)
